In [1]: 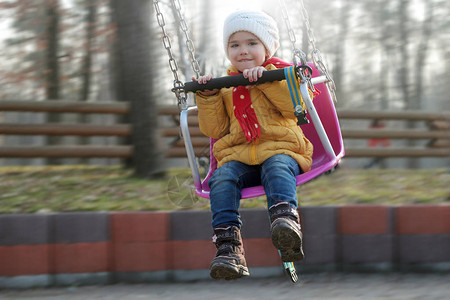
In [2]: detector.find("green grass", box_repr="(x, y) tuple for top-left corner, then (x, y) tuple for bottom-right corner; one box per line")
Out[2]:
(0, 165), (448, 214)
(298, 168), (449, 206)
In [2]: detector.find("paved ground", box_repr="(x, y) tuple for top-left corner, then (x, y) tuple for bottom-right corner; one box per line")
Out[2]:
(1, 273), (449, 300)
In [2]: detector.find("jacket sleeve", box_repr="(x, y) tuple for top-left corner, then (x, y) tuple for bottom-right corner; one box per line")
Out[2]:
(196, 92), (230, 139)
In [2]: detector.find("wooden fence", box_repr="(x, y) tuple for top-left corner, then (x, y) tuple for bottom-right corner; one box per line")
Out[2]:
(0, 100), (448, 159)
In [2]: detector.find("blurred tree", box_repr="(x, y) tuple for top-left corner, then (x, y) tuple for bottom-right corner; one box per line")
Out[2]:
(0, 0), (112, 101)
(45, 0), (62, 165)
(196, 0), (213, 76)
(1, 0), (449, 169)
(45, 0), (60, 102)
(332, 0), (350, 105)
(0, 0), (52, 99)
(376, 0), (396, 111)
(0, 0), (69, 102)
(398, 0), (410, 110)
(80, 0), (97, 102)
(413, 0), (433, 111)
(110, 0), (163, 178)
(78, 0), (98, 158)
(170, 1), (190, 80)
(407, 0), (433, 168)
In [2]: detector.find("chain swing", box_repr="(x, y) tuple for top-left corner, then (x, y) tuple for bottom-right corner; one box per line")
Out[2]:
(154, 0), (201, 110)
(154, 0), (345, 283)
(279, 0), (337, 102)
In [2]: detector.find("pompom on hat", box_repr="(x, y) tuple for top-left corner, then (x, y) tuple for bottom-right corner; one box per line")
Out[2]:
(223, 10), (280, 58)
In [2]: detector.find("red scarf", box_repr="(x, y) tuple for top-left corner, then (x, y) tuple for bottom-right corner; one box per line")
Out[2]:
(231, 57), (292, 142)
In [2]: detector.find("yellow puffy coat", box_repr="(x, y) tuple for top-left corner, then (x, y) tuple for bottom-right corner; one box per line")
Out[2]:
(196, 63), (313, 173)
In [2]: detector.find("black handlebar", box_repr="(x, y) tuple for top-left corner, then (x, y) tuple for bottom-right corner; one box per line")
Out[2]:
(184, 68), (287, 93)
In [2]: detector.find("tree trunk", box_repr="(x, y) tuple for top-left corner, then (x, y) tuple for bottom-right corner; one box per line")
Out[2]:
(332, 0), (349, 105)
(45, 0), (61, 165)
(378, 0), (391, 111)
(78, 0), (98, 163)
(111, 0), (163, 178)
(398, 0), (418, 168)
(45, 1), (60, 101)
(108, 0), (131, 167)
(414, 1), (433, 111)
(197, 0), (213, 76)
(80, 0), (97, 102)
(377, 0), (393, 169)
(398, 0), (410, 109)
(408, 1), (433, 168)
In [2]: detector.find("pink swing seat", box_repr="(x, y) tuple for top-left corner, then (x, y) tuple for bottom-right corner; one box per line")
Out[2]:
(194, 65), (345, 199)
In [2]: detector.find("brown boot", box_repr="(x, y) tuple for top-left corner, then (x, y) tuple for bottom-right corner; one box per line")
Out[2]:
(210, 226), (250, 280)
(269, 202), (304, 262)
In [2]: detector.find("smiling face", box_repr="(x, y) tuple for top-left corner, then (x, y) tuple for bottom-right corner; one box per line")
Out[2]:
(227, 31), (268, 72)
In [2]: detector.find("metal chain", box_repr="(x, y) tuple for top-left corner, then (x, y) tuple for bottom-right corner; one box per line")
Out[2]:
(278, 0), (307, 67)
(279, 0), (316, 97)
(170, 0), (201, 79)
(279, 0), (337, 102)
(297, 0), (337, 102)
(154, 0), (186, 108)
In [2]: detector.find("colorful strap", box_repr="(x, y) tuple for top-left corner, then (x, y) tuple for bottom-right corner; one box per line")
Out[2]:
(284, 66), (309, 125)
(284, 66), (302, 109)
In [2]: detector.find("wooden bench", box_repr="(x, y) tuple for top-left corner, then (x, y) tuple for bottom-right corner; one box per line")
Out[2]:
(0, 101), (448, 159)
(160, 106), (450, 158)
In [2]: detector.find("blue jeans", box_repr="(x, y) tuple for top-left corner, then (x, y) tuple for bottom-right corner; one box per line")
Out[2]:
(208, 154), (301, 228)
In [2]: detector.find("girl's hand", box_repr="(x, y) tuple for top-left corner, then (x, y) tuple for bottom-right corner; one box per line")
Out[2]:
(192, 75), (219, 96)
(242, 66), (266, 83)
(195, 75), (213, 84)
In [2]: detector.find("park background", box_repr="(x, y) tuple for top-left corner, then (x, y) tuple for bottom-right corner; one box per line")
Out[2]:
(0, 0), (448, 171)
(0, 0), (448, 291)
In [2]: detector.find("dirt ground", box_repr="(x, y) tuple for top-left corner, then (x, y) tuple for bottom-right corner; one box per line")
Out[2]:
(1, 273), (449, 300)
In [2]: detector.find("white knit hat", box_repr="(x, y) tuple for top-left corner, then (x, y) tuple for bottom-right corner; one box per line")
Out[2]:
(223, 10), (280, 58)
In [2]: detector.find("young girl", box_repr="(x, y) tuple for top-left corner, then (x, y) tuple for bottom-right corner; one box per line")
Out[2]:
(194, 10), (314, 280)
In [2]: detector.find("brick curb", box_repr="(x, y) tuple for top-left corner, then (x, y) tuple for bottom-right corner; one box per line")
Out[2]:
(1, 205), (449, 288)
